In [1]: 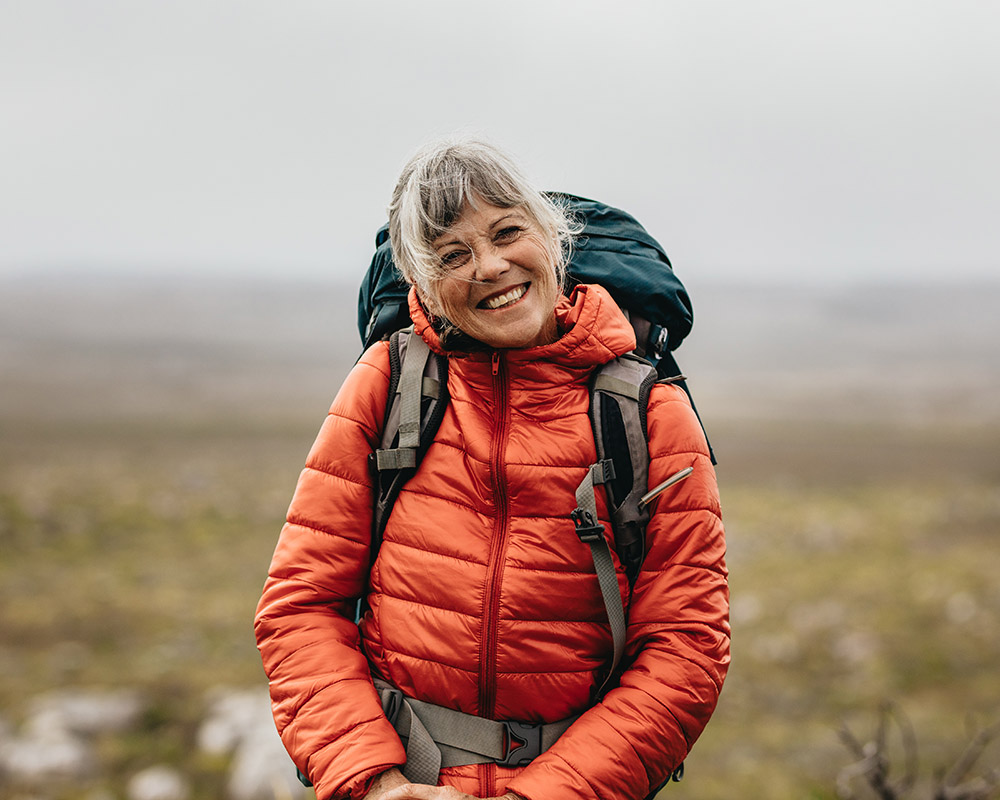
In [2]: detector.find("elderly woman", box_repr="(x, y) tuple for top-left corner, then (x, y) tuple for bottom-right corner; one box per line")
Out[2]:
(255, 139), (729, 800)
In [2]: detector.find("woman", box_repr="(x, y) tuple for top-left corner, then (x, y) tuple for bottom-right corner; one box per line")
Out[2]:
(255, 138), (729, 800)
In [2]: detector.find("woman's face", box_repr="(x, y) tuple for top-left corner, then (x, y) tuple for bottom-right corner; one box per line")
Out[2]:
(425, 199), (561, 349)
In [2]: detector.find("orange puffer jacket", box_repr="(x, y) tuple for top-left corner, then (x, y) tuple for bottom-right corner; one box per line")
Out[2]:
(255, 284), (729, 800)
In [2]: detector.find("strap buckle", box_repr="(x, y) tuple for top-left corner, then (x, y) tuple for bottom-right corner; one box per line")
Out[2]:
(499, 720), (543, 767)
(571, 508), (605, 543)
(649, 324), (669, 357)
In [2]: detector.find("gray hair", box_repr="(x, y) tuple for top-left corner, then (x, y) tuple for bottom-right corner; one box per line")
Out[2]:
(387, 137), (578, 299)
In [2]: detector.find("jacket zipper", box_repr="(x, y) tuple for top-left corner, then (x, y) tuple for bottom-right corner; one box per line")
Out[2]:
(479, 350), (511, 725)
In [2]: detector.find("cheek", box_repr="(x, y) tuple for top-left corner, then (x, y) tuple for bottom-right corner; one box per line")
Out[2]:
(533, 255), (560, 299)
(425, 279), (466, 320)
(521, 236), (559, 285)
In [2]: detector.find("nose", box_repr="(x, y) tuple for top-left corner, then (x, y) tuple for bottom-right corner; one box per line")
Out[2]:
(473, 246), (509, 283)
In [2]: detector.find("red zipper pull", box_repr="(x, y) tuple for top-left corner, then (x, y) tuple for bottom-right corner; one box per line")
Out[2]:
(492, 351), (500, 376)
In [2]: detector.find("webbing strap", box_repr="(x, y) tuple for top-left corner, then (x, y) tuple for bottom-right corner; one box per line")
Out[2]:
(388, 691), (441, 785)
(592, 372), (642, 400)
(396, 334), (431, 450)
(573, 463), (627, 690)
(375, 448), (416, 470)
(420, 376), (440, 400)
(374, 679), (576, 785)
(374, 334), (434, 473)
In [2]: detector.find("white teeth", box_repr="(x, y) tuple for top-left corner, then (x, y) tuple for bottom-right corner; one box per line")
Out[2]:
(484, 285), (526, 309)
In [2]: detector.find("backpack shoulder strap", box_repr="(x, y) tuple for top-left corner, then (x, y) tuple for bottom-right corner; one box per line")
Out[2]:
(571, 353), (657, 691)
(370, 329), (449, 558)
(590, 353), (657, 585)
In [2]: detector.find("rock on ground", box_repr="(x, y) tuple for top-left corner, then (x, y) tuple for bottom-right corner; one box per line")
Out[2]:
(0, 688), (142, 786)
(198, 687), (307, 800)
(127, 765), (191, 800)
(28, 689), (144, 737)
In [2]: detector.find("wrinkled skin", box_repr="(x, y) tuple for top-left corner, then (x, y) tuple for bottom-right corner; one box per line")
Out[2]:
(366, 768), (523, 800)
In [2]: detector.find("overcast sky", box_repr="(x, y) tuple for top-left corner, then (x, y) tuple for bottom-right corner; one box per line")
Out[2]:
(2, 0), (998, 285)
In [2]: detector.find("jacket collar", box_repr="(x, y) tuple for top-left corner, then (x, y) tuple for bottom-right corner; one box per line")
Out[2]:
(407, 283), (636, 370)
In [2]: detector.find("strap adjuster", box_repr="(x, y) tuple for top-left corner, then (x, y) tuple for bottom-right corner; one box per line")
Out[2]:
(499, 720), (543, 767)
(592, 458), (615, 485)
(571, 508), (605, 543)
(649, 324), (669, 357)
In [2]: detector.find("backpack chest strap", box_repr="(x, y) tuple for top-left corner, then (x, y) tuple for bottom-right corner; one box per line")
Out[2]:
(373, 679), (577, 785)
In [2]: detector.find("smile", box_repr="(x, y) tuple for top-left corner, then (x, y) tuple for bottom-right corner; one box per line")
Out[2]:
(480, 284), (527, 310)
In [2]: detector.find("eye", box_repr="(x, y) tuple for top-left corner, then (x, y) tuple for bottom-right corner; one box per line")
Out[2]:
(494, 226), (522, 244)
(440, 248), (471, 269)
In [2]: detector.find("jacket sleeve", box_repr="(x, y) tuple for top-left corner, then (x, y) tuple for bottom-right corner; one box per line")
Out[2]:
(254, 342), (406, 800)
(507, 382), (730, 800)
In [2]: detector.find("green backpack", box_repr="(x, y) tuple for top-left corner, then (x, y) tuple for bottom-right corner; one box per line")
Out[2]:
(359, 193), (697, 382)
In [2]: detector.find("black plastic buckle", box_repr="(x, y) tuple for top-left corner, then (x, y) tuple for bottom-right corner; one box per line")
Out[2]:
(498, 720), (543, 767)
(571, 508), (605, 543)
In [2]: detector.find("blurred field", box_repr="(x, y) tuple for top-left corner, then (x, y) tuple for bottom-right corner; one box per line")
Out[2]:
(2, 275), (999, 799)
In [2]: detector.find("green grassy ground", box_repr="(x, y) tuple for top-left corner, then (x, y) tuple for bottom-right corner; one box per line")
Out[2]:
(2, 413), (998, 799)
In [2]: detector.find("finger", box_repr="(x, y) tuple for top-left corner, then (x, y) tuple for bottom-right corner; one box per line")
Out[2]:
(379, 784), (451, 800)
(381, 784), (477, 800)
(378, 784), (421, 800)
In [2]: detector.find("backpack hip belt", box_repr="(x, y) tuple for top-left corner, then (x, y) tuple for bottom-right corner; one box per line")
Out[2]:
(373, 678), (578, 786)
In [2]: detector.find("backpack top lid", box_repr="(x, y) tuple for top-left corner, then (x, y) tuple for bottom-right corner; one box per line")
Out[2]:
(357, 193), (694, 374)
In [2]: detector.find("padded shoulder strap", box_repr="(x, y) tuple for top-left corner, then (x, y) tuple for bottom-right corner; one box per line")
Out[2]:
(370, 329), (449, 559)
(589, 353), (657, 586)
(377, 331), (433, 468)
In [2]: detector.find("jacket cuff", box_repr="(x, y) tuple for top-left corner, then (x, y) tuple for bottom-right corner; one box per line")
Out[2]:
(325, 764), (398, 800)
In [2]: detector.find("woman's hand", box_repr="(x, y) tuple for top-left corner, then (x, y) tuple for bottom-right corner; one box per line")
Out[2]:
(361, 768), (411, 800)
(367, 772), (525, 800)
(381, 791), (525, 800)
(378, 783), (476, 800)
